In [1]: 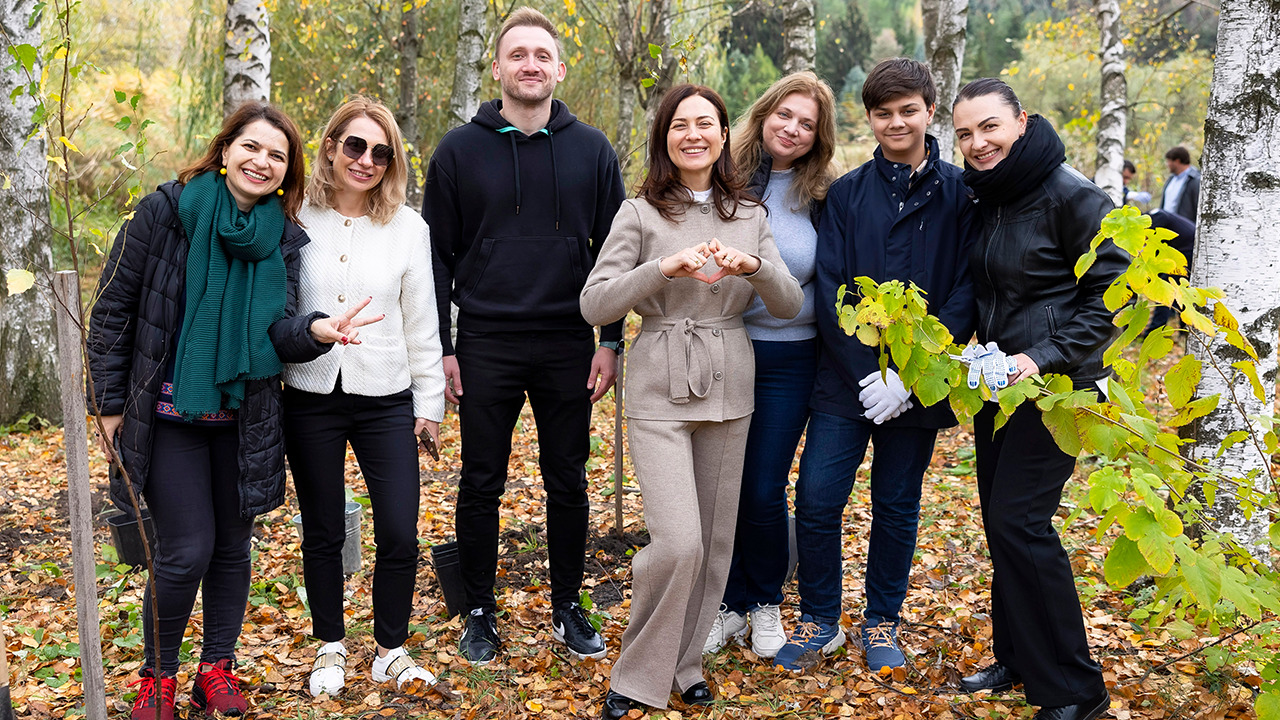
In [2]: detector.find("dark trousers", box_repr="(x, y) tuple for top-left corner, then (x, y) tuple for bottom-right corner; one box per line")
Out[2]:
(974, 401), (1107, 707)
(722, 338), (816, 612)
(794, 411), (937, 623)
(283, 383), (421, 649)
(143, 420), (252, 675)
(454, 328), (593, 611)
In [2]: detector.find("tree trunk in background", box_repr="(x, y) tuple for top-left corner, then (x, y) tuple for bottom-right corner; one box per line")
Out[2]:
(922, 0), (968, 163)
(396, 1), (422, 208)
(448, 0), (487, 129)
(640, 0), (674, 135)
(1188, 0), (1280, 558)
(0, 0), (61, 424)
(781, 0), (815, 74)
(1094, 0), (1126, 206)
(223, 0), (271, 117)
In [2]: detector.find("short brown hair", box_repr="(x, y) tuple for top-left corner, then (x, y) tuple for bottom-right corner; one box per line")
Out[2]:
(179, 102), (307, 224)
(862, 58), (937, 111)
(495, 6), (562, 59)
(1165, 146), (1191, 165)
(638, 84), (756, 223)
(306, 95), (409, 226)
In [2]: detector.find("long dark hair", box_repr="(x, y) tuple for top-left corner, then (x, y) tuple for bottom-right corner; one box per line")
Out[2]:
(639, 84), (755, 223)
(179, 102), (307, 224)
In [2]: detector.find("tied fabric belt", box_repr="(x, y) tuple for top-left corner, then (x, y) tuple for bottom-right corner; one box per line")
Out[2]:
(640, 315), (742, 404)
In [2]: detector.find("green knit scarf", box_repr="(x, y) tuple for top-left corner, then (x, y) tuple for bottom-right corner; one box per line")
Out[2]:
(173, 171), (287, 417)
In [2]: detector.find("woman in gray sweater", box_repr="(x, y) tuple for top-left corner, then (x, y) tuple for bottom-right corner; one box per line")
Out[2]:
(580, 84), (803, 718)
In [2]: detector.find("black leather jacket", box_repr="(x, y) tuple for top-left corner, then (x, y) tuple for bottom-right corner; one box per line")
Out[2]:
(971, 164), (1129, 382)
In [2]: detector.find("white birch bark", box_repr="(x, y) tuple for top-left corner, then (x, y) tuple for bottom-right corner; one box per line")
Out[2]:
(781, 0), (816, 75)
(922, 0), (968, 163)
(1188, 0), (1280, 557)
(1094, 0), (1126, 207)
(448, 0), (487, 129)
(0, 0), (60, 423)
(223, 0), (271, 118)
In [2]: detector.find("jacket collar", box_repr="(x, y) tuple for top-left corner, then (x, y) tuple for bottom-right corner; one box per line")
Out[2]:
(872, 134), (940, 184)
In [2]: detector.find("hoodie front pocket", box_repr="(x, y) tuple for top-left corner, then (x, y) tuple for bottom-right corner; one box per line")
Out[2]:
(458, 236), (588, 318)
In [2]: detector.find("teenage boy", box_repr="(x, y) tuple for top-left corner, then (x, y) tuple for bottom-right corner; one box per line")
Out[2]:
(422, 6), (626, 664)
(774, 58), (978, 673)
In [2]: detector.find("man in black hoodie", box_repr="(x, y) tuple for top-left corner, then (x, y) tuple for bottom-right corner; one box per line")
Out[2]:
(422, 6), (626, 665)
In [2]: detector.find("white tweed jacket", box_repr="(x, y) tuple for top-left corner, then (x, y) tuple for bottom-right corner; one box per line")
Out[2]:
(283, 201), (446, 422)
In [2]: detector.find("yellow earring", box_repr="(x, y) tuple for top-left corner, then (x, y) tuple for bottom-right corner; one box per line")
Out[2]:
(220, 167), (227, 175)
(276, 188), (284, 196)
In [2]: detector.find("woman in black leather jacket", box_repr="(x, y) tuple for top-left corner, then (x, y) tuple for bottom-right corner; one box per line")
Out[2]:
(948, 78), (1126, 720)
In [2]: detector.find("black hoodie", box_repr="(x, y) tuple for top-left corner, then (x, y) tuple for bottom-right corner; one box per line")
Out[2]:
(422, 99), (626, 353)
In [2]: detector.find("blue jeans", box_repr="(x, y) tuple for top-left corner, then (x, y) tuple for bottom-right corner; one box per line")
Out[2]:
(794, 410), (937, 623)
(722, 338), (817, 613)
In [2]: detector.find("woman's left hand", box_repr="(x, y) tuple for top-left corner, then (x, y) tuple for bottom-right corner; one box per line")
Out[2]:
(1007, 353), (1039, 385)
(414, 418), (440, 445)
(707, 238), (761, 279)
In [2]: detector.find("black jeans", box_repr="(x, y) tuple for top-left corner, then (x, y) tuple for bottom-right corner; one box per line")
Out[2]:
(284, 383), (420, 649)
(143, 420), (252, 675)
(454, 328), (593, 611)
(974, 400), (1107, 707)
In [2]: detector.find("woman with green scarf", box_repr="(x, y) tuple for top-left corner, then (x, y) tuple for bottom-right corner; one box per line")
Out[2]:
(88, 102), (373, 720)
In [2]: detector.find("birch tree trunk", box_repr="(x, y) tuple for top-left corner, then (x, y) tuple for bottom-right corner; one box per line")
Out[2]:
(396, 1), (422, 208)
(0, 0), (60, 424)
(1094, 0), (1126, 207)
(781, 0), (816, 74)
(1188, 0), (1280, 557)
(922, 0), (968, 163)
(448, 0), (487, 129)
(223, 0), (271, 118)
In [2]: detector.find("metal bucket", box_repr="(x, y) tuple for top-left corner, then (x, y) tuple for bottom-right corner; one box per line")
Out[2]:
(292, 501), (363, 575)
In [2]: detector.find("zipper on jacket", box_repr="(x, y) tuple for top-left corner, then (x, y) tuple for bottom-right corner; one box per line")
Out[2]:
(982, 206), (1003, 340)
(1045, 305), (1058, 335)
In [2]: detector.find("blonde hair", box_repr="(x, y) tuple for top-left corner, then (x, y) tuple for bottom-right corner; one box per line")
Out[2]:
(731, 71), (838, 208)
(306, 96), (408, 225)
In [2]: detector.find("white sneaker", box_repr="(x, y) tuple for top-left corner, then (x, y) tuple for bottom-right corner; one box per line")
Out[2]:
(703, 604), (749, 654)
(749, 604), (786, 658)
(372, 645), (437, 690)
(309, 641), (346, 697)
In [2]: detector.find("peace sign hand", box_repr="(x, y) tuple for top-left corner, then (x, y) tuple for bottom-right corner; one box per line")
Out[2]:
(309, 296), (385, 346)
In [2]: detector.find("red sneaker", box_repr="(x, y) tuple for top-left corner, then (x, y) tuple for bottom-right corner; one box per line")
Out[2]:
(192, 658), (249, 716)
(128, 667), (176, 720)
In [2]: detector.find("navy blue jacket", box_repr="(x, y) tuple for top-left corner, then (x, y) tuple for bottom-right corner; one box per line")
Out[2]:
(811, 136), (979, 428)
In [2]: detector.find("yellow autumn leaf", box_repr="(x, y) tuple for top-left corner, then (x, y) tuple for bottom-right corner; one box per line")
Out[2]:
(6, 268), (36, 296)
(58, 136), (80, 153)
(525, 699), (544, 713)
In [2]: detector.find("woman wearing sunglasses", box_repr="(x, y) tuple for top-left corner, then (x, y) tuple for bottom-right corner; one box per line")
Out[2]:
(282, 96), (446, 697)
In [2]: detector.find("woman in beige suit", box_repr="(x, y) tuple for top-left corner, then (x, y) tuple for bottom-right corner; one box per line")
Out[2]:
(580, 84), (803, 719)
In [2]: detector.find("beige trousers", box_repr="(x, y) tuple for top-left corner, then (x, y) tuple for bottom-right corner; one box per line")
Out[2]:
(609, 415), (751, 708)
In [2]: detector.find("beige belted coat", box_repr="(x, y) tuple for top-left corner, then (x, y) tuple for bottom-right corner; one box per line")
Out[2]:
(580, 197), (804, 421)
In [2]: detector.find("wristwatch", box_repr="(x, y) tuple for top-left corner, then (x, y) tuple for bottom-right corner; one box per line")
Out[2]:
(599, 340), (624, 353)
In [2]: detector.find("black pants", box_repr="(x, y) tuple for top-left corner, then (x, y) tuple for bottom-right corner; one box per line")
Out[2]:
(143, 420), (252, 675)
(974, 401), (1107, 707)
(284, 383), (420, 649)
(454, 328), (593, 611)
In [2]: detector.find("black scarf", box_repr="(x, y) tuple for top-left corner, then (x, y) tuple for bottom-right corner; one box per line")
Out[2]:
(962, 114), (1066, 207)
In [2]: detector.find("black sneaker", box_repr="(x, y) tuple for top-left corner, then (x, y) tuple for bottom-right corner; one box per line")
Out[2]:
(459, 608), (500, 664)
(551, 602), (607, 660)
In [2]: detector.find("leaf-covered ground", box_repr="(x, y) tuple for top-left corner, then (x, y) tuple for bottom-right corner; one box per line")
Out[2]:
(0, 351), (1261, 719)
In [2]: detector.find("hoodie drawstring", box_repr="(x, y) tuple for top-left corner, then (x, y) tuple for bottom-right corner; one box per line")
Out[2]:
(548, 130), (561, 231)
(507, 132), (522, 215)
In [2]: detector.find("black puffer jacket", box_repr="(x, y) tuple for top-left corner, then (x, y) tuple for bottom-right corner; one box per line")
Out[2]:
(747, 152), (824, 229)
(88, 181), (330, 518)
(971, 164), (1129, 382)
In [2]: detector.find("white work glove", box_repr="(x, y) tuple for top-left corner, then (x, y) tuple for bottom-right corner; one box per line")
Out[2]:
(858, 369), (914, 425)
(955, 341), (1019, 391)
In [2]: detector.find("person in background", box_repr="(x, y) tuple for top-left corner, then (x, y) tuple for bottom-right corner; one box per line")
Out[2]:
(1141, 207), (1196, 336)
(1160, 145), (1201, 222)
(1122, 160), (1151, 205)
(773, 57), (978, 674)
(702, 71), (837, 661)
(951, 77), (1127, 720)
(422, 6), (625, 664)
(581, 84), (803, 718)
(283, 96), (445, 697)
(88, 102), (336, 720)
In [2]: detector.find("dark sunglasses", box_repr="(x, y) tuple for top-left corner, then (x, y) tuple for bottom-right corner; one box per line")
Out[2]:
(339, 135), (394, 167)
